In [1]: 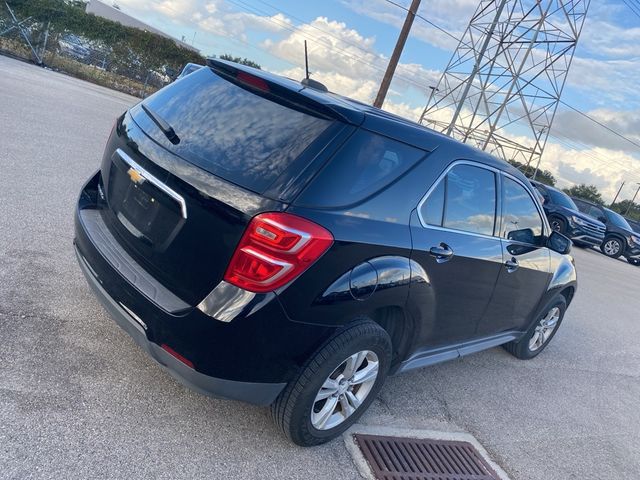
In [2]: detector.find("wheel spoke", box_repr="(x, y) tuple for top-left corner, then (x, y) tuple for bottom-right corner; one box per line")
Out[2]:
(346, 391), (362, 411)
(315, 396), (339, 429)
(339, 394), (355, 417)
(315, 387), (337, 401)
(351, 362), (378, 385)
(343, 351), (366, 379)
(310, 349), (379, 430)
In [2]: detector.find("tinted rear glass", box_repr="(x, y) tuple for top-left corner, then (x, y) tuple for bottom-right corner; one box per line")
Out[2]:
(139, 67), (331, 193)
(548, 188), (578, 210)
(297, 130), (426, 207)
(605, 208), (632, 230)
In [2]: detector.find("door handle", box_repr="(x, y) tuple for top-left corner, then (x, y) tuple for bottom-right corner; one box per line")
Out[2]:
(505, 257), (519, 273)
(429, 243), (454, 263)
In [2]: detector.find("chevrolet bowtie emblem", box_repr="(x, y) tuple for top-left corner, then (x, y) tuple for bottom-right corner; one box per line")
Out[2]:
(127, 167), (145, 184)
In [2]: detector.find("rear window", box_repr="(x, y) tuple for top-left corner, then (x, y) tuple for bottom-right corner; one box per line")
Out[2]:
(548, 188), (578, 210)
(605, 208), (632, 230)
(138, 67), (331, 193)
(297, 130), (426, 207)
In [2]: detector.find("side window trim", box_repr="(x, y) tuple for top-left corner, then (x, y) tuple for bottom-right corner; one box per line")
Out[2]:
(499, 171), (549, 242)
(416, 159), (501, 240)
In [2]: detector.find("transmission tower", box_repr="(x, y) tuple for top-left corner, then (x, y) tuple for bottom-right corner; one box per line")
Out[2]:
(419, 0), (590, 175)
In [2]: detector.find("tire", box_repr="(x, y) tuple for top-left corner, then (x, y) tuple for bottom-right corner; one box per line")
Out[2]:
(503, 295), (567, 360)
(271, 320), (392, 446)
(601, 236), (624, 258)
(628, 258), (640, 266)
(548, 215), (566, 234)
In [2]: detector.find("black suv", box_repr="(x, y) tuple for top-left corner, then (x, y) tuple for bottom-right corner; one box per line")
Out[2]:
(530, 180), (606, 247)
(75, 60), (577, 446)
(571, 198), (640, 264)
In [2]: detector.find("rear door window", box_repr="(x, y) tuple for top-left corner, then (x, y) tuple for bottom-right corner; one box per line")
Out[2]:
(420, 163), (497, 236)
(297, 130), (426, 207)
(135, 67), (332, 193)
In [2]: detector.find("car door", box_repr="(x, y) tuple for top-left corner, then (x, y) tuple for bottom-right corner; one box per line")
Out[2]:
(409, 162), (504, 349)
(477, 174), (552, 336)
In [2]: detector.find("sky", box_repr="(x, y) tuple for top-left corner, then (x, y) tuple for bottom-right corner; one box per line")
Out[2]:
(109, 0), (640, 202)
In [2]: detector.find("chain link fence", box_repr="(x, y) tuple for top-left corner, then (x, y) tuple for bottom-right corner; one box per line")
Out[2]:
(0, 3), (176, 98)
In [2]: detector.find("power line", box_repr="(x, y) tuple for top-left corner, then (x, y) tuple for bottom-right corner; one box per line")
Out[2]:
(226, 0), (430, 92)
(381, 0), (640, 154)
(558, 100), (640, 151)
(620, 0), (640, 19)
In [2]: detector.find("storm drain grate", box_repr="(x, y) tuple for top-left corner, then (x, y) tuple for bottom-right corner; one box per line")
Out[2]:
(354, 433), (500, 480)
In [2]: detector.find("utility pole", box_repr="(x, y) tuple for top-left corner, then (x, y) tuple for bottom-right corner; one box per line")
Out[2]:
(624, 183), (640, 216)
(610, 181), (625, 206)
(373, 0), (421, 108)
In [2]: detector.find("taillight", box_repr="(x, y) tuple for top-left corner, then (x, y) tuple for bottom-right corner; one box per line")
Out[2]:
(224, 212), (333, 293)
(236, 71), (269, 92)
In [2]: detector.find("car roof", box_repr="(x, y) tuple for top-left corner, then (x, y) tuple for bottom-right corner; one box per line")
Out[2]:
(207, 59), (528, 184)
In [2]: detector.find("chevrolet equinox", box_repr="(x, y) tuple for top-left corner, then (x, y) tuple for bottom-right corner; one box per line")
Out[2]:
(74, 59), (577, 446)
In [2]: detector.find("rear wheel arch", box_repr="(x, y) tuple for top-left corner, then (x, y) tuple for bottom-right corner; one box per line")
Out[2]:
(370, 306), (414, 369)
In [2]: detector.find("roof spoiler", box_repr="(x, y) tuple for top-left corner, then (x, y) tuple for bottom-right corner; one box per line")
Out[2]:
(206, 58), (361, 125)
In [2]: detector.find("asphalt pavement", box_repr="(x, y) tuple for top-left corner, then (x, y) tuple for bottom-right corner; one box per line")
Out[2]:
(1, 55), (639, 479)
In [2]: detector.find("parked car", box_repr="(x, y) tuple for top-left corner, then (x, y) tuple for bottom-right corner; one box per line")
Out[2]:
(74, 59), (577, 446)
(571, 198), (640, 264)
(627, 217), (640, 234)
(530, 180), (606, 248)
(625, 218), (640, 265)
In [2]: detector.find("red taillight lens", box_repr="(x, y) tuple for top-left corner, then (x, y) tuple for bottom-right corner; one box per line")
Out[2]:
(224, 213), (333, 293)
(236, 71), (269, 92)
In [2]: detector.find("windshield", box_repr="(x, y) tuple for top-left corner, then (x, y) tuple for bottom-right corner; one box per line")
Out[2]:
(548, 188), (578, 210)
(605, 208), (632, 230)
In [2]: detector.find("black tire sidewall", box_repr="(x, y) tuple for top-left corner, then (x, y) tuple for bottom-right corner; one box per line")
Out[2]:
(286, 322), (391, 446)
(549, 215), (566, 234)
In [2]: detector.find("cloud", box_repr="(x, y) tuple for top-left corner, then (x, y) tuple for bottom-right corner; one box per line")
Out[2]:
(552, 108), (640, 153)
(263, 16), (440, 105)
(342, 0), (478, 51)
(116, 0), (293, 41)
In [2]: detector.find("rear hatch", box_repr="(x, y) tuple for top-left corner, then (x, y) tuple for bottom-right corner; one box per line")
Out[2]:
(99, 63), (342, 306)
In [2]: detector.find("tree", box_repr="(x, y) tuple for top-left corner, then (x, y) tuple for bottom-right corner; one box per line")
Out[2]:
(562, 184), (604, 205)
(7, 0), (206, 72)
(507, 160), (556, 186)
(219, 53), (261, 69)
(610, 200), (640, 221)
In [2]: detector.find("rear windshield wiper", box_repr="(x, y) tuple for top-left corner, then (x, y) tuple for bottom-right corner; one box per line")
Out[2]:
(141, 103), (180, 145)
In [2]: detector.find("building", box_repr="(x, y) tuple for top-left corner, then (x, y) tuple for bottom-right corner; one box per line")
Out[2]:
(85, 0), (199, 53)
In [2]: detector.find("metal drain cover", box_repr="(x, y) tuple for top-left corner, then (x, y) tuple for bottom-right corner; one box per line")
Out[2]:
(354, 433), (500, 480)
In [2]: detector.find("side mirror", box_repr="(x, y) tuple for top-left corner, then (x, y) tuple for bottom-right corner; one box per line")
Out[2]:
(548, 231), (572, 255)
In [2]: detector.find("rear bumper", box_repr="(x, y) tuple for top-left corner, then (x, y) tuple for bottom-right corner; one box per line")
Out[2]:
(74, 171), (332, 405)
(75, 245), (286, 405)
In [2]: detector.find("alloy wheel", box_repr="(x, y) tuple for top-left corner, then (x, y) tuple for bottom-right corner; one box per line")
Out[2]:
(528, 307), (560, 352)
(550, 219), (562, 232)
(310, 350), (379, 430)
(603, 239), (621, 256)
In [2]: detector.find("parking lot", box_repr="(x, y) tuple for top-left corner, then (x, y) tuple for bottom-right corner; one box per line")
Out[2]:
(1, 55), (639, 479)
